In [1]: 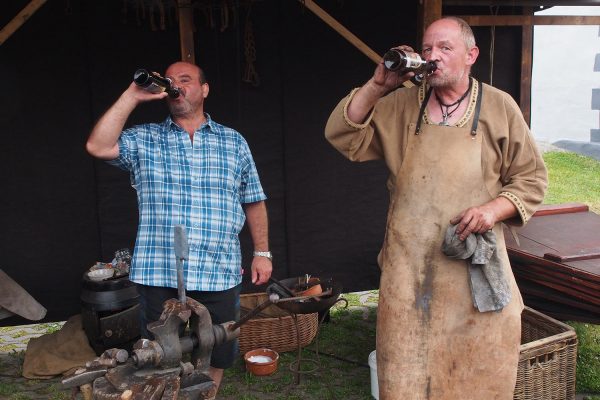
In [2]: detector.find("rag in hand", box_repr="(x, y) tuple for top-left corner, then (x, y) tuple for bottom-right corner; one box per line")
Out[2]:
(441, 224), (511, 312)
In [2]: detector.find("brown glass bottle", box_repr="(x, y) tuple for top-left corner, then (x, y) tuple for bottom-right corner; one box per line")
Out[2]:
(383, 49), (437, 85)
(133, 69), (180, 98)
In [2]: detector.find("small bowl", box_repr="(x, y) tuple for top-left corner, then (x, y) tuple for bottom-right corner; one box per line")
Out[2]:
(244, 348), (279, 376)
(87, 269), (114, 281)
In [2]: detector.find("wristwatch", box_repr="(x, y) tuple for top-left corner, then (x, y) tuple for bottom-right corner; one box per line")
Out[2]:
(253, 251), (273, 261)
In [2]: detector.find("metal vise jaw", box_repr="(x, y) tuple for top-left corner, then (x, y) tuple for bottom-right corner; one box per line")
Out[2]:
(132, 297), (239, 372)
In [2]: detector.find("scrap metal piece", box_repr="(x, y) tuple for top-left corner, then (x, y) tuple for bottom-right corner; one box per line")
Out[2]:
(86, 348), (129, 369)
(94, 374), (168, 400)
(179, 370), (217, 400)
(61, 367), (108, 389)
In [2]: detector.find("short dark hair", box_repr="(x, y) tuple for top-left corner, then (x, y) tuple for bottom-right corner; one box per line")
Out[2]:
(198, 67), (207, 84)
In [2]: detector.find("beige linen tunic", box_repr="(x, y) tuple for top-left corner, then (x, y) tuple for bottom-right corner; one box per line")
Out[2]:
(325, 81), (547, 400)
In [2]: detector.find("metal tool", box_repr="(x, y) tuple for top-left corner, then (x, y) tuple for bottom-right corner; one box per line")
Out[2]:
(267, 277), (295, 298)
(61, 367), (109, 389)
(174, 224), (189, 304)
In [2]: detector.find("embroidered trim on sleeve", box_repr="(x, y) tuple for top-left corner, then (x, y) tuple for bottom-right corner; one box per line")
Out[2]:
(343, 88), (375, 129)
(499, 191), (530, 224)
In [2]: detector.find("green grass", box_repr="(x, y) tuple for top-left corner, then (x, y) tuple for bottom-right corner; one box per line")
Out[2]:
(570, 320), (600, 394)
(543, 151), (600, 393)
(543, 151), (600, 213)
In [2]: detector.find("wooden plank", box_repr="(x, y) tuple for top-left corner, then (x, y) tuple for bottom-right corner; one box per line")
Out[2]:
(0, 0), (47, 46)
(509, 246), (600, 282)
(544, 251), (600, 263)
(514, 268), (600, 303)
(520, 8), (533, 125)
(447, 0), (600, 5)
(177, 0), (195, 64)
(299, 0), (381, 64)
(522, 295), (600, 324)
(418, 0), (443, 39)
(517, 279), (600, 314)
(512, 262), (600, 292)
(457, 15), (600, 26)
(533, 202), (589, 216)
(508, 211), (600, 263)
(298, 0), (416, 89)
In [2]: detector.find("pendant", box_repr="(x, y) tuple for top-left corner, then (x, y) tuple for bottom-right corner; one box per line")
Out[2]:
(439, 114), (450, 126)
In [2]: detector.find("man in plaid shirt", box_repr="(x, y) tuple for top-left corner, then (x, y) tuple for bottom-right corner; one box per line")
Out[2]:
(86, 61), (272, 391)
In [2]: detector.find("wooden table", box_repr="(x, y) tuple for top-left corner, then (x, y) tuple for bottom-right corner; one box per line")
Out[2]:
(504, 203), (600, 323)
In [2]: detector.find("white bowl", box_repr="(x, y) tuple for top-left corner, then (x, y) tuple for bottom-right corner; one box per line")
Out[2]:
(87, 269), (114, 281)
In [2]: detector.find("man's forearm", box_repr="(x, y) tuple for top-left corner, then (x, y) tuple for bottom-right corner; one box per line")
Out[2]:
(86, 92), (138, 160)
(244, 201), (269, 251)
(346, 79), (386, 124)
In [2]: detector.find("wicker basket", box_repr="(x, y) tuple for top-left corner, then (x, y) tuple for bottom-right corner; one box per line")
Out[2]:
(514, 307), (578, 400)
(238, 293), (319, 355)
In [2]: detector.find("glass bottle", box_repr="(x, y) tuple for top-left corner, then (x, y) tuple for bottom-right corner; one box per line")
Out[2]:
(133, 69), (180, 98)
(383, 49), (437, 84)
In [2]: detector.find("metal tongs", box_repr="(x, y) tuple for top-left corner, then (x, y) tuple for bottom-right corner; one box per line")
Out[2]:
(228, 285), (332, 331)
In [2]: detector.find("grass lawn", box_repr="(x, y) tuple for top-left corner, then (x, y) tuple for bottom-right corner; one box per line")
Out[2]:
(543, 151), (600, 394)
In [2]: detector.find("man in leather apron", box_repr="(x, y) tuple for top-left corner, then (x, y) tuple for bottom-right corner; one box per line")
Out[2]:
(325, 17), (547, 400)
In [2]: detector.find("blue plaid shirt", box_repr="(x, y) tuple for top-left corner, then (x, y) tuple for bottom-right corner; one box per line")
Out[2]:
(108, 114), (266, 291)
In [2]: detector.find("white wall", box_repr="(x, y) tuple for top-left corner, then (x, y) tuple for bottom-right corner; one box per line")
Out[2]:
(531, 6), (599, 143)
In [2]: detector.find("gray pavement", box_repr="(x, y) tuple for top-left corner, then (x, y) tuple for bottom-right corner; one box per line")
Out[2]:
(553, 140), (600, 161)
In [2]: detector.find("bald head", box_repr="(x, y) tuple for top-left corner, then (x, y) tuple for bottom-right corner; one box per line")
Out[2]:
(426, 17), (476, 51)
(166, 62), (207, 84)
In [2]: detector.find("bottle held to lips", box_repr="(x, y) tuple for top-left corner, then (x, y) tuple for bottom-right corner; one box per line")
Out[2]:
(382, 49), (437, 85)
(133, 69), (180, 98)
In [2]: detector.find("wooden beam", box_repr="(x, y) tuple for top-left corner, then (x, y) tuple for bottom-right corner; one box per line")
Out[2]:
(299, 0), (418, 87)
(457, 15), (600, 26)
(419, 0), (443, 37)
(520, 8), (534, 126)
(298, 0), (381, 64)
(446, 0), (600, 6)
(0, 0), (47, 46)
(177, 0), (195, 64)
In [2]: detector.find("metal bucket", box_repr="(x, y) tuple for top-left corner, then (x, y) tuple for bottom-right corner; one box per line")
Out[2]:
(369, 350), (378, 399)
(80, 274), (140, 355)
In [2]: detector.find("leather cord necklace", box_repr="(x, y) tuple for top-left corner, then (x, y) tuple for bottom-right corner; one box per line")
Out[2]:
(435, 77), (473, 126)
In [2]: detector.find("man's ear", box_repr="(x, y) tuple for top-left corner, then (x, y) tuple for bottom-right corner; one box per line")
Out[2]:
(203, 82), (210, 99)
(467, 45), (479, 67)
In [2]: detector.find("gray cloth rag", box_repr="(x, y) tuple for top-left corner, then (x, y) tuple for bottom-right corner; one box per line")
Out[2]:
(441, 224), (511, 312)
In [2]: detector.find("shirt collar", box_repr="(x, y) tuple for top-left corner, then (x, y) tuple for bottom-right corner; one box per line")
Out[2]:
(164, 113), (216, 134)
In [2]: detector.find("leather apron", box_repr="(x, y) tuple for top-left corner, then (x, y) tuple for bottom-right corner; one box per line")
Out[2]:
(376, 83), (523, 400)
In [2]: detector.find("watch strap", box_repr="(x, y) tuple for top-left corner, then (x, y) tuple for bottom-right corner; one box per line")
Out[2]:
(253, 251), (272, 260)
